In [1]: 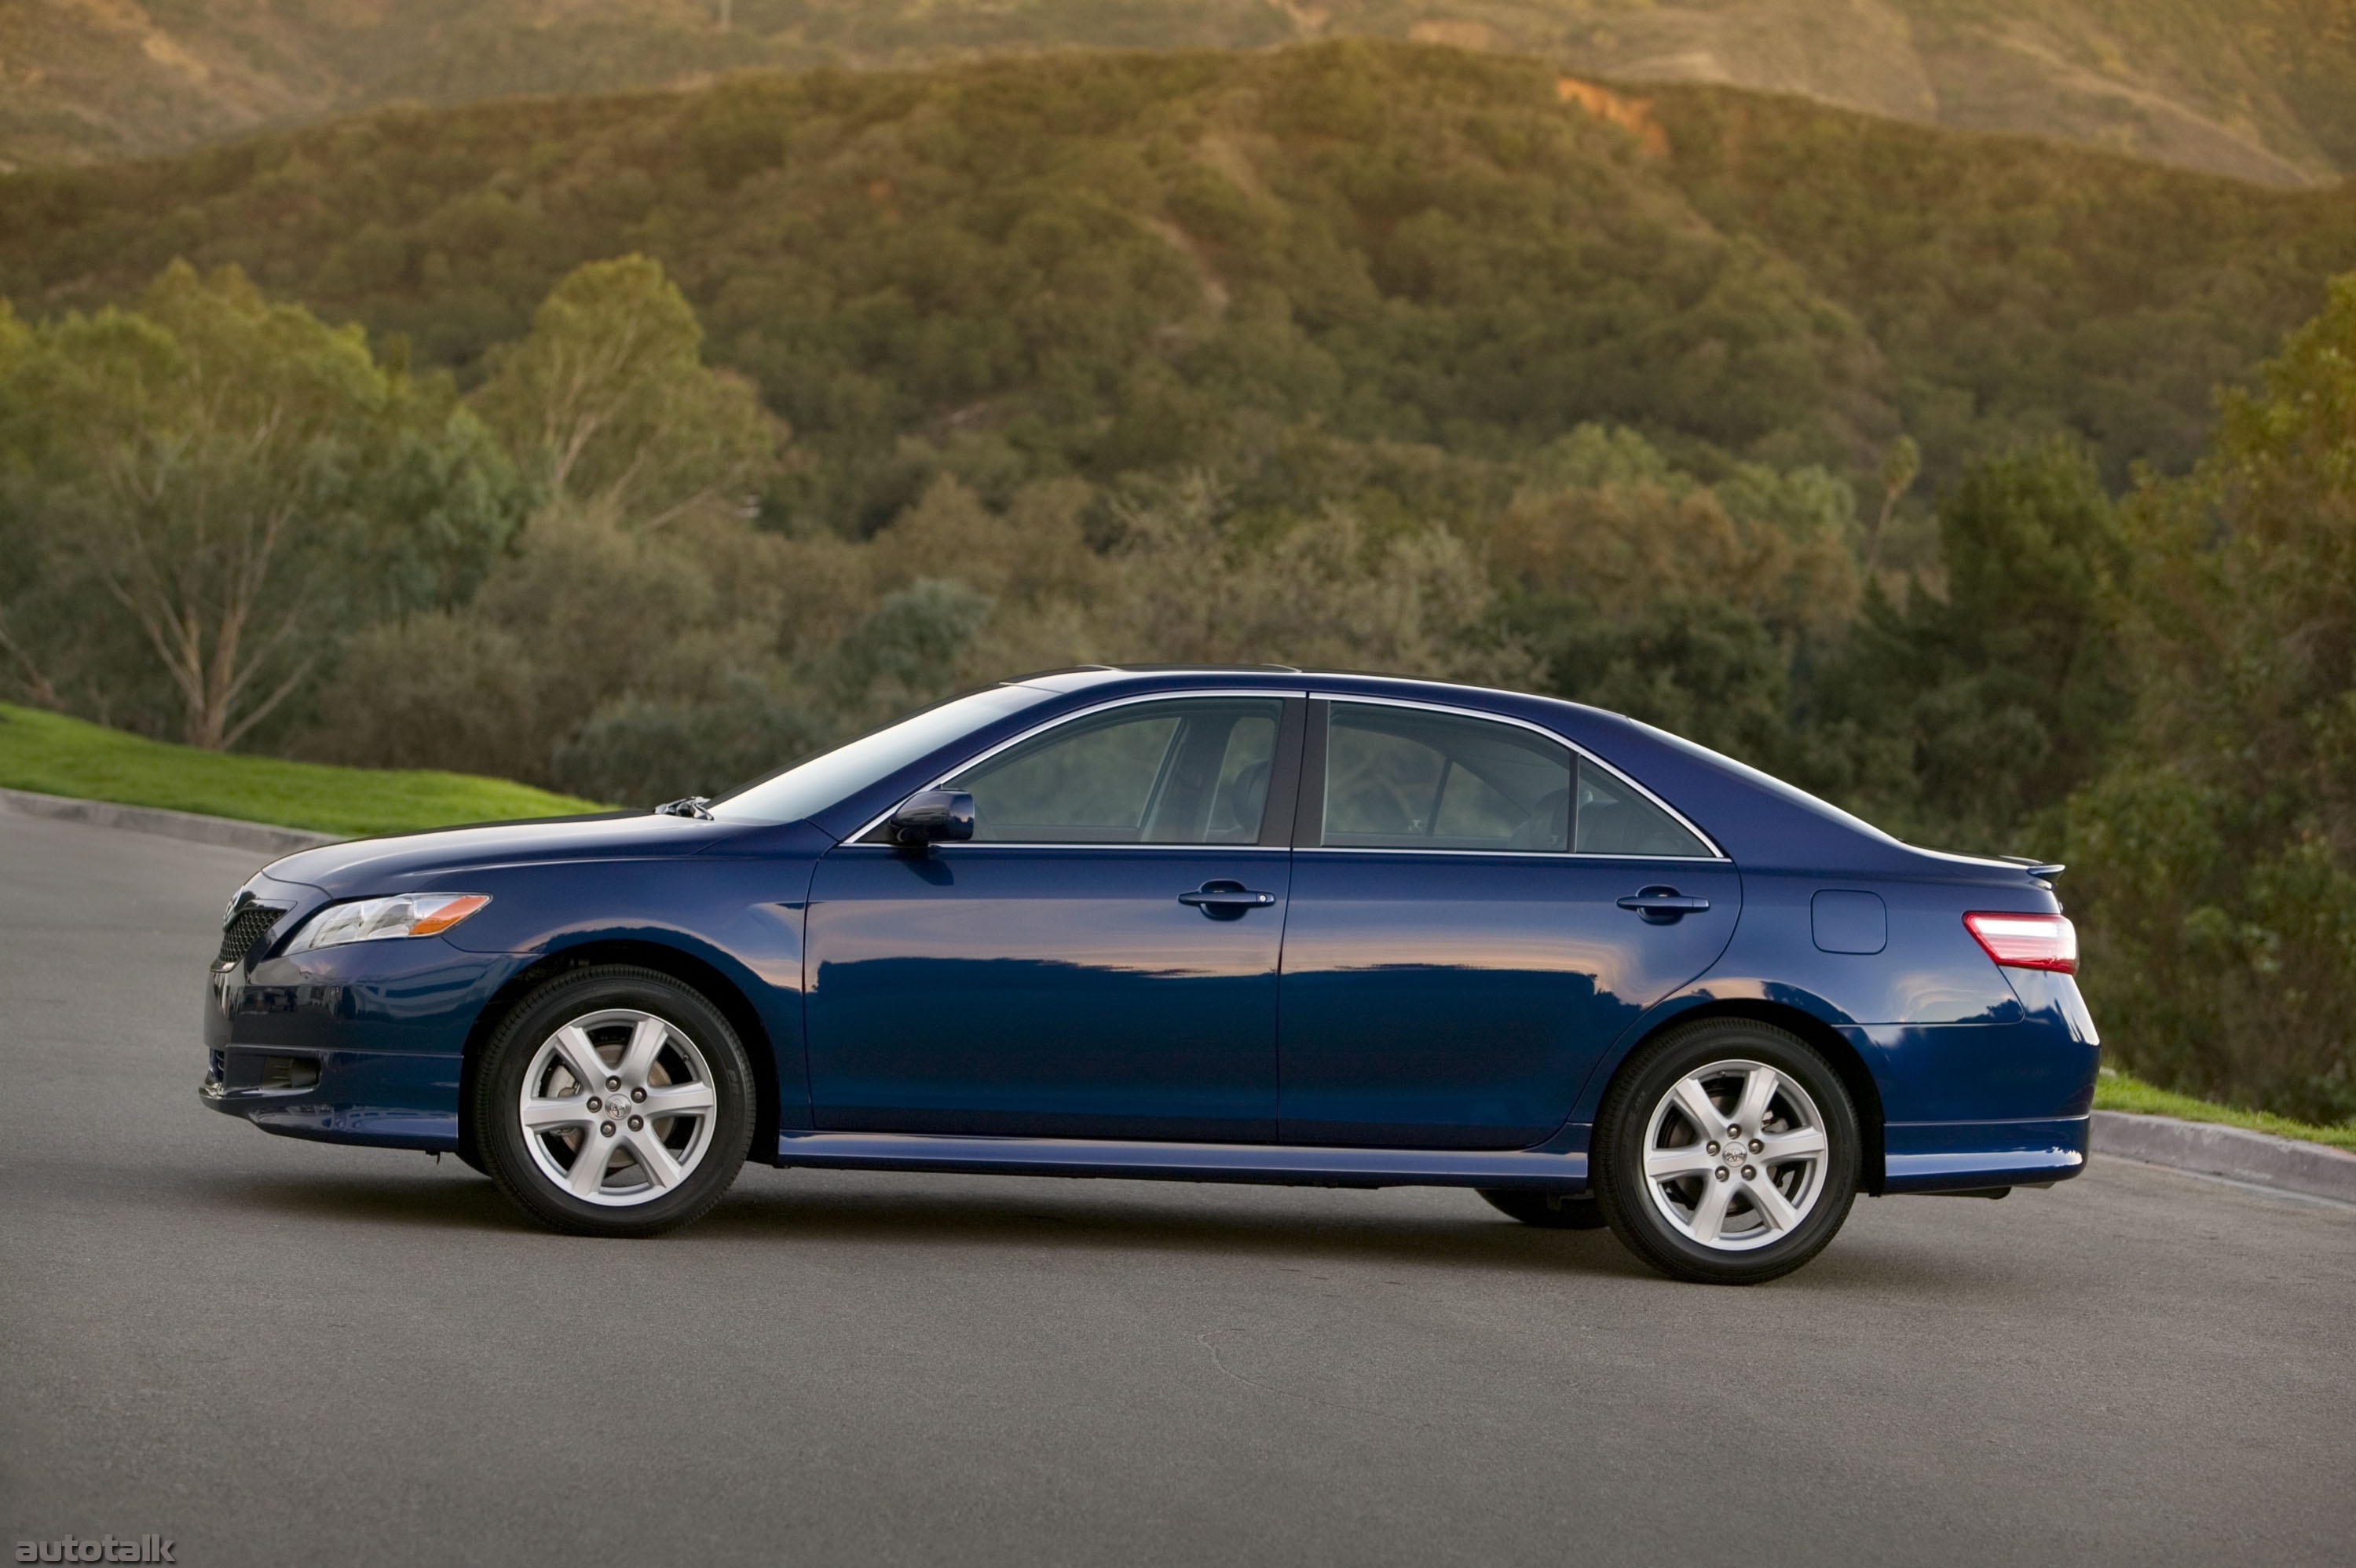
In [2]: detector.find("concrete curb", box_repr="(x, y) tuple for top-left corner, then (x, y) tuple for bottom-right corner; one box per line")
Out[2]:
(2094, 1109), (2356, 1206)
(0, 785), (338, 857)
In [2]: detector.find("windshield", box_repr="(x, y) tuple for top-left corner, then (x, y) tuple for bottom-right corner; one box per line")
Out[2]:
(706, 685), (1057, 827)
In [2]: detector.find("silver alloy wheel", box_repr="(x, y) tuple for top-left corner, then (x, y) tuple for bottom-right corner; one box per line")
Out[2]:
(518, 1008), (719, 1207)
(1639, 1058), (1830, 1252)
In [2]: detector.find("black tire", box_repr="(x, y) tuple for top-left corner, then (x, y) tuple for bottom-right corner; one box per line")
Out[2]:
(1593, 1018), (1860, 1285)
(473, 965), (755, 1237)
(1479, 1189), (1608, 1230)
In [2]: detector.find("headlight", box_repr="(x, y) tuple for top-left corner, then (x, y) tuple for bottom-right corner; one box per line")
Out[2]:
(284, 893), (491, 953)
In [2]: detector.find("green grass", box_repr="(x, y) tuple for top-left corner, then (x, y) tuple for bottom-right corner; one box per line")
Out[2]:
(0, 703), (606, 837)
(2096, 1068), (2356, 1153)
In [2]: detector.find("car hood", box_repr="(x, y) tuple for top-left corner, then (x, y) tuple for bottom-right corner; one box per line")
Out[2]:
(259, 812), (778, 897)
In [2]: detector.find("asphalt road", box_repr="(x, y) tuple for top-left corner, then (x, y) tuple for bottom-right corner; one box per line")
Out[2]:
(2, 808), (2351, 1568)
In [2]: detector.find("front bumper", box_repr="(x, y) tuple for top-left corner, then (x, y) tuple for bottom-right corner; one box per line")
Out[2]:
(200, 1048), (468, 1150)
(203, 938), (528, 1153)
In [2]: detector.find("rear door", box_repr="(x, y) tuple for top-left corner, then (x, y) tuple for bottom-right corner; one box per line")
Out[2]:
(1277, 698), (1740, 1149)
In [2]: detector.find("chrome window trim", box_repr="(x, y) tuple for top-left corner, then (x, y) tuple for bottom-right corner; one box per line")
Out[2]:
(832, 842), (1294, 854)
(1310, 691), (1729, 861)
(843, 683), (1727, 861)
(844, 687), (1308, 846)
(1295, 846), (1718, 862)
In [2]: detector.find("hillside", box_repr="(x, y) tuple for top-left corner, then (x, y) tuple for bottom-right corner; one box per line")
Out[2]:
(5, 41), (2351, 529)
(3, 0), (2352, 185)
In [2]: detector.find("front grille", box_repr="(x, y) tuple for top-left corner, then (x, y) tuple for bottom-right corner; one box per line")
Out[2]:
(214, 902), (287, 968)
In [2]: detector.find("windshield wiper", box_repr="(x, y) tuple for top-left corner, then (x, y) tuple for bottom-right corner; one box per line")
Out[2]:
(655, 796), (713, 820)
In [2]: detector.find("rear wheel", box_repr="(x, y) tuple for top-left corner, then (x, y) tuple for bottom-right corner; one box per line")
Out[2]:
(1593, 1018), (1860, 1285)
(474, 966), (754, 1237)
(1479, 1189), (1608, 1230)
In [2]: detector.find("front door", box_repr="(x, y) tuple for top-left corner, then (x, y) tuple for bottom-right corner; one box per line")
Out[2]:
(1278, 699), (1741, 1149)
(806, 694), (1303, 1142)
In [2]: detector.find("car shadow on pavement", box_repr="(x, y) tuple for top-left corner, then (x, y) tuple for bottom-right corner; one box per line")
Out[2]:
(205, 1164), (1655, 1274)
(695, 1182), (1663, 1279)
(701, 1182), (2034, 1296)
(192, 1167), (2002, 1292)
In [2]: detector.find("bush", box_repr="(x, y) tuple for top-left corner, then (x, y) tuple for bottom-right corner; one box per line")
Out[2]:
(551, 679), (828, 806)
(302, 612), (543, 782)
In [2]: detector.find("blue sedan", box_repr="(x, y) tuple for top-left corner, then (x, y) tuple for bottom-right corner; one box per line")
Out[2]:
(200, 667), (2098, 1284)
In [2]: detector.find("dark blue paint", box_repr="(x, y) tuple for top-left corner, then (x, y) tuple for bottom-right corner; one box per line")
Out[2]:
(1846, 1013), (2099, 1127)
(197, 667), (2098, 1204)
(1813, 890), (1887, 955)
(1277, 852), (1739, 1148)
(224, 940), (528, 1057)
(206, 1051), (467, 1150)
(1882, 1117), (2089, 1191)
(805, 844), (1290, 1140)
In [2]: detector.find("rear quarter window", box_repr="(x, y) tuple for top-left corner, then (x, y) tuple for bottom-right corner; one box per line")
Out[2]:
(1575, 758), (1713, 857)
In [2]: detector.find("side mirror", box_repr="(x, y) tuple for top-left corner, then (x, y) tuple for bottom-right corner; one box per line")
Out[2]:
(888, 790), (974, 848)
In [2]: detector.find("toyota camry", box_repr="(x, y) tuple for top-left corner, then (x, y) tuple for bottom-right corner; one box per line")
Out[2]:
(200, 667), (2098, 1284)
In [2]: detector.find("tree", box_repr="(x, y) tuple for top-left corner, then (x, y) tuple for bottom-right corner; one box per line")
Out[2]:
(1865, 434), (1919, 571)
(0, 262), (521, 748)
(1492, 436), (1860, 776)
(2069, 272), (2356, 1121)
(1818, 440), (2127, 846)
(473, 255), (785, 527)
(0, 299), (57, 705)
(1096, 477), (1537, 686)
(829, 578), (998, 725)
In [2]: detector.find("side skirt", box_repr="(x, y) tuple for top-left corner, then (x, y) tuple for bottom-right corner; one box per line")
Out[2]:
(776, 1130), (1590, 1191)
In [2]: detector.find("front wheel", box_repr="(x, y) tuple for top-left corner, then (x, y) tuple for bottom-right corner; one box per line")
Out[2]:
(474, 966), (755, 1237)
(1593, 1019), (1860, 1285)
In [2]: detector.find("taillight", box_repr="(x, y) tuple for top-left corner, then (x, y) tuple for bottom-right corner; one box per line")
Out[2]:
(1963, 911), (2078, 974)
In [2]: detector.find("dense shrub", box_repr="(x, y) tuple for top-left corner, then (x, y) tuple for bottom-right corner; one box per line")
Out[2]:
(2069, 277), (2356, 1122)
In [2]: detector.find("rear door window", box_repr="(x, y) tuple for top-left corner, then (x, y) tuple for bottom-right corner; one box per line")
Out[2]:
(1321, 704), (1572, 851)
(1572, 758), (1713, 857)
(1316, 703), (1712, 857)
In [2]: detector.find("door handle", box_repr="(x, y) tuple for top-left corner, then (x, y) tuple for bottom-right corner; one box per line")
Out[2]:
(1178, 883), (1278, 918)
(1618, 887), (1710, 923)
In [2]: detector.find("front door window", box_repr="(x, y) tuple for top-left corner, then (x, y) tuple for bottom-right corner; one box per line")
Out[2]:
(949, 698), (1282, 845)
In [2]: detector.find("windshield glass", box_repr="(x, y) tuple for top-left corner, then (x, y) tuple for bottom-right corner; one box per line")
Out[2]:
(706, 685), (1055, 827)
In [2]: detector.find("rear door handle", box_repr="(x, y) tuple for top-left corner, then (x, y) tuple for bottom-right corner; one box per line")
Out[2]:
(1619, 888), (1710, 923)
(1179, 884), (1278, 918)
